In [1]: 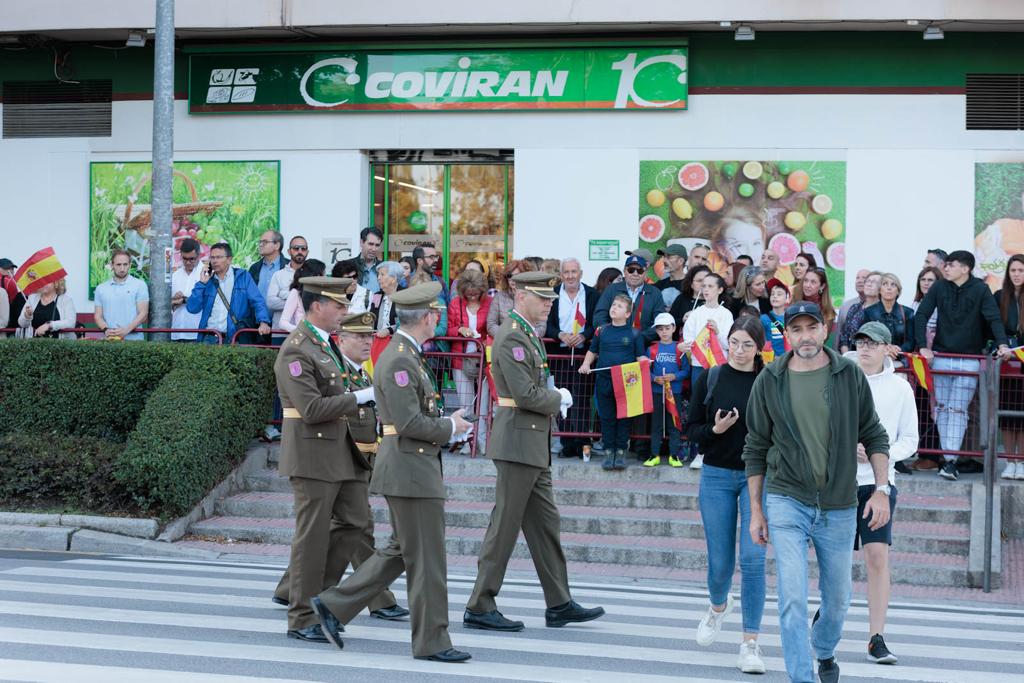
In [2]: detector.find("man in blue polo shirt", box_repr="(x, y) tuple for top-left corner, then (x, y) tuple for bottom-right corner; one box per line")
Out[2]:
(94, 249), (149, 340)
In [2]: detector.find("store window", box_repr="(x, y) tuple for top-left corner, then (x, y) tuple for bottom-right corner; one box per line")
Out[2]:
(371, 153), (513, 285)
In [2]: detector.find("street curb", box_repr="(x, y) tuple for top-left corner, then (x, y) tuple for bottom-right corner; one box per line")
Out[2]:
(968, 482), (1002, 588)
(69, 529), (223, 559)
(0, 523), (74, 551)
(0, 512), (159, 539)
(158, 441), (270, 542)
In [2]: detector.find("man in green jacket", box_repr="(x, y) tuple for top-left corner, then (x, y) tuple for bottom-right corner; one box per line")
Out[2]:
(742, 302), (891, 683)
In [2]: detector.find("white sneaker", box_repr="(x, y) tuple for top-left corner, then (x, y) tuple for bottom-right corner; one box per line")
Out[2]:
(1002, 461), (1014, 479)
(695, 594), (733, 646)
(1014, 462), (1024, 480)
(738, 639), (766, 674)
(690, 453), (704, 470)
(264, 425), (281, 441)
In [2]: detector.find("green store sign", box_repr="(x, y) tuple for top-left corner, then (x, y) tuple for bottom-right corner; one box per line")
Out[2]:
(188, 45), (687, 113)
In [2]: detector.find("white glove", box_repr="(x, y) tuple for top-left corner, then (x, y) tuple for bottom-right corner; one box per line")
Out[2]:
(547, 375), (557, 390)
(558, 387), (573, 419)
(354, 387), (375, 405)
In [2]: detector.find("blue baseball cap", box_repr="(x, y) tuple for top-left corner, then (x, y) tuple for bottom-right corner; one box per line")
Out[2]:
(624, 254), (647, 269)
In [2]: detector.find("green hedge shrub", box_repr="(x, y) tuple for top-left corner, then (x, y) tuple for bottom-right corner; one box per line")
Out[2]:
(0, 433), (128, 511)
(0, 339), (275, 517)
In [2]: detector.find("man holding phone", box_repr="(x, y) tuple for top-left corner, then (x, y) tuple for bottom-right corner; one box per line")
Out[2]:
(186, 242), (270, 344)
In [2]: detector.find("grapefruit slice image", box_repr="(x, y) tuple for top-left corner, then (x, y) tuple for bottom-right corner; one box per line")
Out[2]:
(678, 162), (710, 191)
(639, 214), (666, 243)
(769, 232), (801, 266)
(826, 242), (846, 270)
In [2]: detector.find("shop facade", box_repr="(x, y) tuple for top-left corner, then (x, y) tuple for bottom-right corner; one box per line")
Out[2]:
(1, 30), (1022, 311)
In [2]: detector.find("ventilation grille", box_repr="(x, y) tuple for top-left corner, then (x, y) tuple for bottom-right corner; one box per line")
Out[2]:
(2, 80), (112, 138)
(966, 74), (1023, 131)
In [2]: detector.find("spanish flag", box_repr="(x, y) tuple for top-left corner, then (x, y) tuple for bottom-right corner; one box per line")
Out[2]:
(572, 302), (586, 335)
(692, 324), (727, 370)
(363, 335), (391, 379)
(14, 247), (66, 296)
(907, 353), (934, 393)
(761, 341), (775, 364)
(611, 360), (654, 418)
(1012, 345), (1024, 364)
(664, 387), (682, 430)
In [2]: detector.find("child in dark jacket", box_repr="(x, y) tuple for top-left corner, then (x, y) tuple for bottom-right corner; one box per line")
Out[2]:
(580, 293), (646, 471)
(646, 312), (691, 467)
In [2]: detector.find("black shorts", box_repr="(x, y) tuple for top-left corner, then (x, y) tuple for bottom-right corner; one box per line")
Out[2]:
(854, 484), (897, 550)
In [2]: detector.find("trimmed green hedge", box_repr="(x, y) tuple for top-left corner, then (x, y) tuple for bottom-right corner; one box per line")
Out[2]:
(0, 339), (275, 517)
(0, 433), (127, 511)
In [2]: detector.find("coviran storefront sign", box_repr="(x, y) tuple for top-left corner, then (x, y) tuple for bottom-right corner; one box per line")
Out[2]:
(188, 44), (687, 113)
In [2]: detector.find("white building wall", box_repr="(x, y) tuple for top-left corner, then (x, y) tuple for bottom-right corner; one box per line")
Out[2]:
(1, 94), (1022, 312)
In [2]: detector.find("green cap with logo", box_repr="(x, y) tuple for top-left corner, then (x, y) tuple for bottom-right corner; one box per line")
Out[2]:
(513, 271), (561, 299)
(391, 280), (445, 310)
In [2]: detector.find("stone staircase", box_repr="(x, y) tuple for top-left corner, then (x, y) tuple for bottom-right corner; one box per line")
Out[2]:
(181, 446), (981, 589)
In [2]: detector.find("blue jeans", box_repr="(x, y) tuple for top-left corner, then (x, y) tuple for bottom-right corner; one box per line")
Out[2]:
(931, 356), (980, 462)
(766, 494), (856, 683)
(650, 390), (683, 458)
(698, 464), (765, 633)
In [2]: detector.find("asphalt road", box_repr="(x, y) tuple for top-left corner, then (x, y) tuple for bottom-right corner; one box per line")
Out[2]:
(0, 550), (1022, 682)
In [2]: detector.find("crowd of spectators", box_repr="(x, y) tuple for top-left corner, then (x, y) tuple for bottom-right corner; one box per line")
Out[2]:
(3, 231), (1024, 480)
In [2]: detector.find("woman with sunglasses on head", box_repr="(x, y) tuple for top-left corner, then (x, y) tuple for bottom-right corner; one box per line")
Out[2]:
(486, 258), (540, 338)
(726, 266), (771, 318)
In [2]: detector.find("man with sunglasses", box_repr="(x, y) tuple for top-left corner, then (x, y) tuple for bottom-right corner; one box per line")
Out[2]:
(171, 238), (204, 341)
(593, 252), (665, 344)
(267, 235), (310, 337)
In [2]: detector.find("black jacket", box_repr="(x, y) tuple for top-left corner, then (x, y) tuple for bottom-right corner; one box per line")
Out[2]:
(545, 283), (598, 351)
(863, 301), (915, 352)
(913, 276), (1007, 354)
(593, 282), (666, 344)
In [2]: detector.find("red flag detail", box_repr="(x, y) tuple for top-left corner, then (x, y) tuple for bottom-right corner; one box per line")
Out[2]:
(664, 388), (682, 430)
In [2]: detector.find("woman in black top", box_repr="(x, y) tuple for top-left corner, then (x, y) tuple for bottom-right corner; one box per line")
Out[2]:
(688, 316), (767, 672)
(997, 254), (1024, 480)
(726, 265), (771, 318)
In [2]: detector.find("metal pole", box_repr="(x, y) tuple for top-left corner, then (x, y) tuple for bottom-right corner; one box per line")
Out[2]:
(148, 0), (175, 340)
(983, 357), (997, 592)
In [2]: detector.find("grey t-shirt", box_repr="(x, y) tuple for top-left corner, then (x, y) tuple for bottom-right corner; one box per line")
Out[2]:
(788, 364), (831, 491)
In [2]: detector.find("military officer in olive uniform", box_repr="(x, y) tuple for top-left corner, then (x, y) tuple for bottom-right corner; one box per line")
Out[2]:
(274, 278), (408, 642)
(312, 281), (474, 663)
(464, 271), (605, 632)
(272, 309), (409, 625)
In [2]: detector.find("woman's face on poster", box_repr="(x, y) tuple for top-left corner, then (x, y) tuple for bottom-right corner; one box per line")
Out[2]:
(717, 219), (765, 263)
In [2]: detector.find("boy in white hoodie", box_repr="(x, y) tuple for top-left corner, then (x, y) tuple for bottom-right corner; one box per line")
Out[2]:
(845, 321), (918, 665)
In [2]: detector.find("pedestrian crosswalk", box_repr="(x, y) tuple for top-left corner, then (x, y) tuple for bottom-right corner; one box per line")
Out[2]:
(0, 553), (1021, 682)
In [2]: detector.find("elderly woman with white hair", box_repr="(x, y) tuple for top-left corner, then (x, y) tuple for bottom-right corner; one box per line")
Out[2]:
(369, 260), (405, 337)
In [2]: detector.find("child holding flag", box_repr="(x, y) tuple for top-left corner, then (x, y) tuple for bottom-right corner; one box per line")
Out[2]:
(579, 294), (646, 471)
(646, 313), (690, 468)
(681, 274), (734, 386)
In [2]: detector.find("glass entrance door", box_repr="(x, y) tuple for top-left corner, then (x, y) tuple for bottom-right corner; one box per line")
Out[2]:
(371, 162), (513, 284)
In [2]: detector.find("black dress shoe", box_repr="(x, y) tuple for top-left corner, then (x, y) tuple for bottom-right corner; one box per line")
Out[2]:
(371, 604), (410, 620)
(310, 597), (345, 650)
(414, 647), (472, 663)
(463, 608), (525, 632)
(545, 600), (606, 628)
(287, 624), (330, 643)
(271, 596), (288, 607)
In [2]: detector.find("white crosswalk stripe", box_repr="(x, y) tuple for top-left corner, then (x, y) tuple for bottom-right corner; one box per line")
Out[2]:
(0, 554), (1020, 682)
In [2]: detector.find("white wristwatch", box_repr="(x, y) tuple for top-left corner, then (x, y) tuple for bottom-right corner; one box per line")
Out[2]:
(874, 484), (891, 496)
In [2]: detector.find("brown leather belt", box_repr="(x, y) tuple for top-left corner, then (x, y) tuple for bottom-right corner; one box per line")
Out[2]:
(381, 424), (398, 436)
(496, 397), (517, 407)
(354, 442), (378, 454)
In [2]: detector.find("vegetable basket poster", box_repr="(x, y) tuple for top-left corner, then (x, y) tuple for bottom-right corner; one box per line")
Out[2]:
(638, 160), (847, 306)
(89, 161), (280, 294)
(974, 162), (1024, 292)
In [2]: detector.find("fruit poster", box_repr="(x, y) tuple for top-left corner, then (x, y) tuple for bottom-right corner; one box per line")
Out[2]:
(974, 163), (1024, 292)
(638, 160), (847, 306)
(89, 161), (281, 295)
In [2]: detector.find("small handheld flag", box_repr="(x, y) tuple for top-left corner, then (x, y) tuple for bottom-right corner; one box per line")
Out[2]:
(363, 335), (391, 379)
(906, 353), (934, 393)
(1011, 345), (1024, 364)
(14, 247), (67, 297)
(692, 324), (727, 370)
(664, 387), (682, 430)
(761, 341), (775, 364)
(573, 302), (586, 335)
(611, 361), (654, 418)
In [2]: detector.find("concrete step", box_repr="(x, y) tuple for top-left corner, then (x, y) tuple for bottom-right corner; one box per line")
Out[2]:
(243, 469), (972, 525)
(188, 514), (968, 586)
(216, 491), (970, 556)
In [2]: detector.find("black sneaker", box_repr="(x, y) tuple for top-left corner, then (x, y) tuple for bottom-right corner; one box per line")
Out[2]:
(817, 657), (840, 683)
(939, 461), (958, 480)
(894, 461), (913, 476)
(867, 633), (898, 664)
